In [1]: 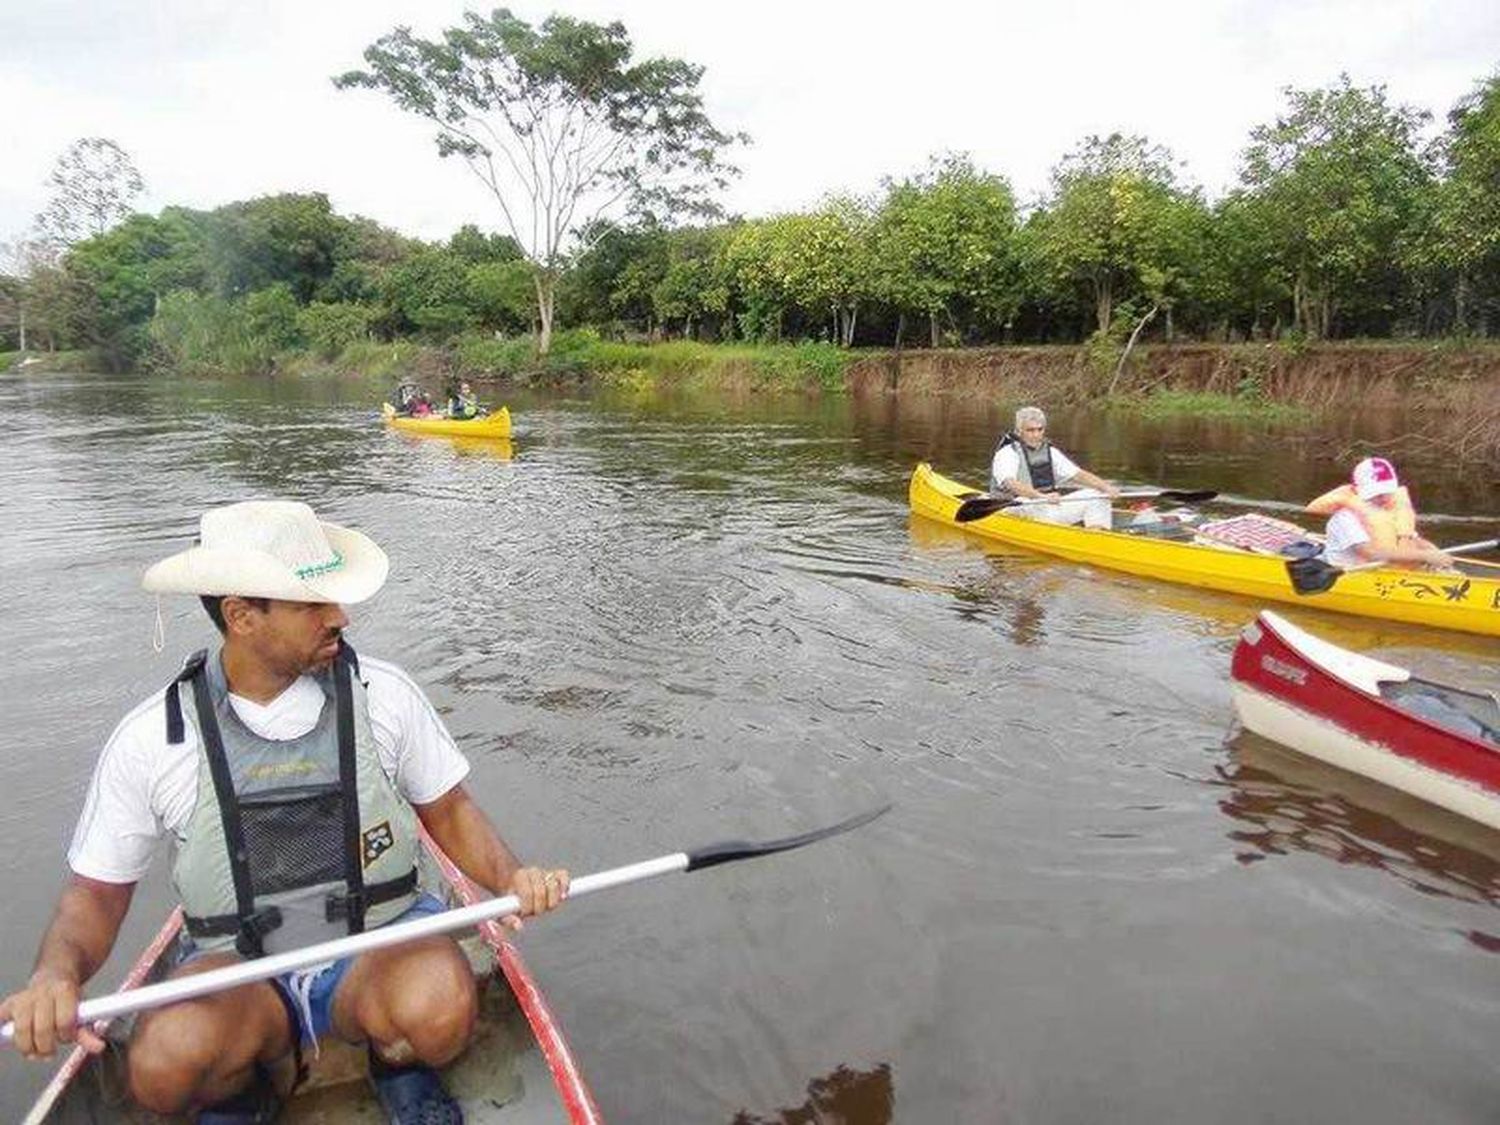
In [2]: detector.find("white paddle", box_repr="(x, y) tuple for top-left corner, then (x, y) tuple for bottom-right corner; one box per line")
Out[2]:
(3, 806), (888, 1045)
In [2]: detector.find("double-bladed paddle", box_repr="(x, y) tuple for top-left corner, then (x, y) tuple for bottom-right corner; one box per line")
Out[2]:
(954, 488), (1218, 524)
(1, 804), (890, 1045)
(1286, 537), (1500, 595)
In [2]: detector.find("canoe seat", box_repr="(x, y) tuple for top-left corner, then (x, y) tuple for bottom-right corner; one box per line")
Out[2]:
(1381, 681), (1500, 748)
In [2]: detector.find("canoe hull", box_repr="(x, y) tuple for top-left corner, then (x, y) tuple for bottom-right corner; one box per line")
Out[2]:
(383, 403), (513, 439)
(1230, 609), (1500, 830)
(909, 462), (1500, 637)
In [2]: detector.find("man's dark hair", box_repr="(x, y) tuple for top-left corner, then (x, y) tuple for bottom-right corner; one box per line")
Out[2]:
(200, 595), (270, 634)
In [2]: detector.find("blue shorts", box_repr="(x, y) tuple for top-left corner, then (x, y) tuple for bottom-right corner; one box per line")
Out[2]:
(276, 892), (447, 1044)
(178, 892), (447, 1046)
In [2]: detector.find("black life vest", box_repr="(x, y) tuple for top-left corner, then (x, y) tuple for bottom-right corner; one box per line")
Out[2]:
(990, 432), (1057, 494)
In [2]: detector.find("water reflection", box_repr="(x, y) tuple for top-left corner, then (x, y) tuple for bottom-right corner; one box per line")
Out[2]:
(389, 432), (516, 462)
(1217, 731), (1500, 910)
(731, 1062), (894, 1125)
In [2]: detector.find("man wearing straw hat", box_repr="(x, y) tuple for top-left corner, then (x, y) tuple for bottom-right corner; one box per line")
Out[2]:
(0, 500), (569, 1124)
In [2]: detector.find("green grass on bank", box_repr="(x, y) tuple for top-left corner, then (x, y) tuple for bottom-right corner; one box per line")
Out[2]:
(1116, 389), (1312, 422)
(284, 340), (428, 383)
(281, 332), (857, 392)
(453, 331), (856, 391)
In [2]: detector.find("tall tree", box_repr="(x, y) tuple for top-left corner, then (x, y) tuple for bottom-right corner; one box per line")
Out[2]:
(336, 8), (745, 355)
(1432, 71), (1500, 332)
(869, 154), (1019, 347)
(34, 138), (145, 252)
(721, 218), (790, 341)
(204, 193), (348, 303)
(753, 199), (873, 346)
(1031, 134), (1188, 337)
(651, 226), (730, 340)
(1238, 76), (1431, 338)
(0, 235), (45, 351)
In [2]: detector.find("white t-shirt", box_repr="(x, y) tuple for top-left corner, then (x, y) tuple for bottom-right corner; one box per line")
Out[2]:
(1321, 509), (1371, 568)
(992, 443), (1081, 492)
(68, 655), (470, 884)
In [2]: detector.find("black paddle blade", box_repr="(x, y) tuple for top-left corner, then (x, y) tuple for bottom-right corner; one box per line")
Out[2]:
(686, 804), (893, 872)
(954, 496), (1013, 523)
(955, 488), (1216, 523)
(1287, 555), (1340, 595)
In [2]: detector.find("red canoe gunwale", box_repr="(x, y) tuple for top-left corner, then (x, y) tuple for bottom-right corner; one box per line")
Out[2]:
(419, 827), (604, 1125)
(1230, 610), (1500, 830)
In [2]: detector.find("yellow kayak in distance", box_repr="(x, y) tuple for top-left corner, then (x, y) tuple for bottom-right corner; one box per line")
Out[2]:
(382, 402), (513, 439)
(909, 462), (1500, 638)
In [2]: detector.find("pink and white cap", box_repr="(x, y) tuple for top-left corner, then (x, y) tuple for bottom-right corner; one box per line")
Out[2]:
(1351, 456), (1399, 500)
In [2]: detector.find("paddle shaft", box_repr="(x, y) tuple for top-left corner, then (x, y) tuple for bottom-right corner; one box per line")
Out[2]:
(1, 856), (685, 1043)
(953, 487), (1217, 524)
(1335, 536), (1499, 576)
(1009, 489), (1195, 505)
(1, 803), (889, 1044)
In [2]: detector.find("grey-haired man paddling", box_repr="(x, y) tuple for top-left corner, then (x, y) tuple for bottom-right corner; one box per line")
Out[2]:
(0, 501), (568, 1124)
(991, 406), (1119, 529)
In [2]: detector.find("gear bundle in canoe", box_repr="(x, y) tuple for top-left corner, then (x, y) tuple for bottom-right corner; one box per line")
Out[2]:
(909, 462), (1500, 638)
(383, 403), (513, 439)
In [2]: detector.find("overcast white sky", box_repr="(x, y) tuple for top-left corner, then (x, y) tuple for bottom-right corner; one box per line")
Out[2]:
(2, 0), (1496, 245)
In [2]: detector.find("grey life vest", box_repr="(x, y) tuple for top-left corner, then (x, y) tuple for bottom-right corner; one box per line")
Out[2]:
(990, 432), (1058, 494)
(164, 643), (420, 958)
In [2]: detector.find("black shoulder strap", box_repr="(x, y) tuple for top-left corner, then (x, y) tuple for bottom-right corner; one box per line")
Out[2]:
(334, 645), (367, 934)
(183, 657), (263, 954)
(165, 650), (209, 746)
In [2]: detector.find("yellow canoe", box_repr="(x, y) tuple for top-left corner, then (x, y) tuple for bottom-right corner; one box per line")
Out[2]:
(909, 462), (1500, 638)
(383, 402), (512, 439)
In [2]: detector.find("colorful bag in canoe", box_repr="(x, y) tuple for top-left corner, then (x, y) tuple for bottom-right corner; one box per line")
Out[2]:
(1195, 513), (1309, 554)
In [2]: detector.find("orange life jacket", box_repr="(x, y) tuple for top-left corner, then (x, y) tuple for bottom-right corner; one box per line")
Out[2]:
(1304, 484), (1416, 550)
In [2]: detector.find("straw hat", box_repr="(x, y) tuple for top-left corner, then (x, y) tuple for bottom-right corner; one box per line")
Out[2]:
(143, 500), (388, 604)
(1351, 456), (1400, 501)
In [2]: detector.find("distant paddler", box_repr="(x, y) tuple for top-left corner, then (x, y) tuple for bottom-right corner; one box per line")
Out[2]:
(1306, 456), (1455, 571)
(990, 406), (1121, 529)
(0, 501), (570, 1124)
(446, 379), (483, 420)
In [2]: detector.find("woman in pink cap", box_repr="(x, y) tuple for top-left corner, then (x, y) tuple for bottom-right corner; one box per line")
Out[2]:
(1306, 456), (1454, 570)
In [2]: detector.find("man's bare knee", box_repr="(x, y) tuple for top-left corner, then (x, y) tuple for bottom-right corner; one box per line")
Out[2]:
(400, 945), (477, 1056)
(366, 942), (477, 1064)
(128, 1003), (225, 1113)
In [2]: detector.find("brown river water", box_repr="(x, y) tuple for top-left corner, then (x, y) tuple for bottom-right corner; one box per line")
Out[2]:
(1, 372), (1498, 1123)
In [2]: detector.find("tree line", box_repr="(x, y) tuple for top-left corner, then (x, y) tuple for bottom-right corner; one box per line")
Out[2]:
(2, 66), (1498, 374)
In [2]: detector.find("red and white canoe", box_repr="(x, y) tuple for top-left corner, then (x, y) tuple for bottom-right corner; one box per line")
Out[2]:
(1230, 610), (1500, 831)
(29, 828), (601, 1124)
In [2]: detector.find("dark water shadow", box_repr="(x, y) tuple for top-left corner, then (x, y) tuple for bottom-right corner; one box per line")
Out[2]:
(1217, 731), (1500, 929)
(731, 1062), (894, 1125)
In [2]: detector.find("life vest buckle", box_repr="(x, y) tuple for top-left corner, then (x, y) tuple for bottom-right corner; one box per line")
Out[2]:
(325, 889), (365, 924)
(234, 905), (284, 959)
